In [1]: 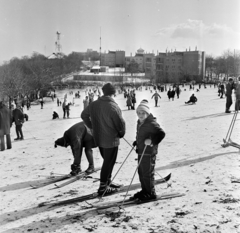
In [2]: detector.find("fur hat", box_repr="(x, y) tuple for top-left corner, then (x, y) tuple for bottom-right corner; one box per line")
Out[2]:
(136, 99), (150, 115)
(102, 83), (116, 96)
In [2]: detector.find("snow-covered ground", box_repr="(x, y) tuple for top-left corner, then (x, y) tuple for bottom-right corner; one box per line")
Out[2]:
(1, 85), (240, 233)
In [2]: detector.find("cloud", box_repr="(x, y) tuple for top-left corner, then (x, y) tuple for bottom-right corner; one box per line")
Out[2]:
(154, 19), (239, 39)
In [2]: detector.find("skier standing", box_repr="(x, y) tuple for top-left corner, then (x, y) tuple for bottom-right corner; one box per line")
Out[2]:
(81, 83), (126, 195)
(132, 100), (165, 201)
(151, 91), (161, 107)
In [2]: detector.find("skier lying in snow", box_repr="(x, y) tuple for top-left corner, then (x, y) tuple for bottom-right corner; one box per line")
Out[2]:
(185, 94), (197, 104)
(54, 122), (97, 175)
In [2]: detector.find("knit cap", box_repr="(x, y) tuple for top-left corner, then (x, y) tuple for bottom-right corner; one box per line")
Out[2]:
(102, 83), (116, 96)
(136, 99), (150, 115)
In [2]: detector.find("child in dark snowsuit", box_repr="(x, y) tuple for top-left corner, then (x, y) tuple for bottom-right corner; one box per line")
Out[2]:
(132, 100), (165, 202)
(54, 122), (97, 175)
(185, 94), (197, 104)
(52, 111), (59, 119)
(167, 88), (171, 100)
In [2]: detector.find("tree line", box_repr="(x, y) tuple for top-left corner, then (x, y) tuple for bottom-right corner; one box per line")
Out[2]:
(0, 51), (97, 104)
(205, 49), (240, 81)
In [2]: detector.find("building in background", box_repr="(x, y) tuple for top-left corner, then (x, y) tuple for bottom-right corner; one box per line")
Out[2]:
(156, 48), (205, 83)
(100, 50), (125, 67)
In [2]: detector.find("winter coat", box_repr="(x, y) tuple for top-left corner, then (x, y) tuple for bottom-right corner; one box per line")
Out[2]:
(235, 83), (240, 100)
(81, 96), (126, 148)
(190, 95), (197, 102)
(126, 96), (132, 106)
(0, 104), (12, 136)
(59, 122), (96, 149)
(171, 90), (176, 98)
(151, 93), (161, 100)
(226, 82), (234, 96)
(167, 90), (171, 98)
(12, 108), (24, 126)
(131, 94), (136, 104)
(136, 114), (165, 155)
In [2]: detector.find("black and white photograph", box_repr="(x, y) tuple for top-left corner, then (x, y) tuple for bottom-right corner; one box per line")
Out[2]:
(0, 0), (240, 232)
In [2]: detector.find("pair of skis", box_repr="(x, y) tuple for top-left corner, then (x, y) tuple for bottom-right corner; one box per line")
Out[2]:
(31, 167), (101, 189)
(38, 173), (172, 207)
(91, 192), (185, 210)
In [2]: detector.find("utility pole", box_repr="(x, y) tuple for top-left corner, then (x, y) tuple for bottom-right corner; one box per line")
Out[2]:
(55, 31), (62, 58)
(100, 27), (101, 66)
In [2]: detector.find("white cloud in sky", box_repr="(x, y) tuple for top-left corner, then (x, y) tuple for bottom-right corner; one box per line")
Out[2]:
(155, 19), (239, 39)
(153, 19), (240, 56)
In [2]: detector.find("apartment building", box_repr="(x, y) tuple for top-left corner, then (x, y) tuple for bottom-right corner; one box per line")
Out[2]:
(100, 50), (125, 67)
(156, 49), (205, 83)
(125, 48), (156, 78)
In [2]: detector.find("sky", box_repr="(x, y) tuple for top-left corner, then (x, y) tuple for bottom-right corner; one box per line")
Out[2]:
(0, 0), (240, 63)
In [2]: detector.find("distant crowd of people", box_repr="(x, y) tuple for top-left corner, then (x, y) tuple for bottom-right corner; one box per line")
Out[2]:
(1, 78), (240, 203)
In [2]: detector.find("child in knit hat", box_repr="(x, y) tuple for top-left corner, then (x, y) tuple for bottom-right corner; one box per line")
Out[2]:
(132, 99), (166, 202)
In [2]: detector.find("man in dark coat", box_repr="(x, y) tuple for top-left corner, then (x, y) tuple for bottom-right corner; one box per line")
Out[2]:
(55, 122), (97, 175)
(225, 78), (234, 113)
(81, 83), (126, 195)
(12, 104), (24, 140)
(0, 101), (12, 151)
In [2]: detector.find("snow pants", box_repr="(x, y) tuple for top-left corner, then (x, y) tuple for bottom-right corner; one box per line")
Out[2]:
(16, 124), (23, 139)
(71, 142), (94, 168)
(99, 146), (118, 184)
(226, 95), (233, 111)
(138, 153), (156, 195)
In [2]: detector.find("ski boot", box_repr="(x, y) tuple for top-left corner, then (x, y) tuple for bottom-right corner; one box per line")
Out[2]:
(97, 182), (119, 195)
(70, 164), (81, 176)
(85, 165), (95, 174)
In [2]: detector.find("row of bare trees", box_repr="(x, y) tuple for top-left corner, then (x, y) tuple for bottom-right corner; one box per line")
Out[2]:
(0, 52), (90, 103)
(205, 50), (240, 81)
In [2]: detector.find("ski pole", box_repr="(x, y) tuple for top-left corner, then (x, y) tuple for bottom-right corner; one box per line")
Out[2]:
(22, 124), (40, 140)
(100, 146), (135, 199)
(155, 171), (172, 188)
(123, 137), (136, 151)
(120, 143), (148, 207)
(224, 110), (238, 142)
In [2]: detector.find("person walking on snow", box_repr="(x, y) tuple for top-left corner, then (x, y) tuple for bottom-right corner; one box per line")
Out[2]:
(12, 104), (24, 140)
(55, 122), (96, 175)
(225, 78), (234, 113)
(81, 83), (126, 195)
(126, 94), (132, 110)
(151, 91), (161, 107)
(132, 100), (165, 202)
(40, 98), (44, 109)
(83, 96), (89, 110)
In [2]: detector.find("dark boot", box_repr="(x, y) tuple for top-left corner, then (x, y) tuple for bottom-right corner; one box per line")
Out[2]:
(85, 165), (95, 174)
(70, 164), (81, 176)
(98, 182), (119, 195)
(0, 136), (5, 151)
(85, 149), (94, 174)
(6, 134), (12, 149)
